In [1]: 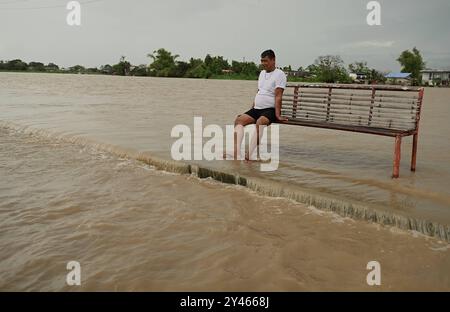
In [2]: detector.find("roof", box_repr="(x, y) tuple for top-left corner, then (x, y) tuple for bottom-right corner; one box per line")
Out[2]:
(421, 69), (450, 73)
(385, 72), (412, 79)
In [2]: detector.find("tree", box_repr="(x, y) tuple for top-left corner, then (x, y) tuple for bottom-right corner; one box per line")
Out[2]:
(69, 65), (85, 73)
(147, 48), (179, 77)
(397, 47), (425, 85)
(100, 64), (113, 75)
(86, 67), (100, 74)
(204, 54), (213, 67)
(368, 69), (386, 84)
(204, 55), (229, 75)
(5, 59), (28, 71)
(130, 64), (148, 76)
(112, 56), (131, 76)
(348, 61), (386, 84)
(231, 60), (259, 77)
(185, 58), (205, 78)
(241, 62), (259, 77)
(172, 61), (189, 77)
(28, 62), (45, 72)
(231, 60), (243, 74)
(348, 61), (371, 75)
(310, 55), (350, 83)
(45, 63), (59, 72)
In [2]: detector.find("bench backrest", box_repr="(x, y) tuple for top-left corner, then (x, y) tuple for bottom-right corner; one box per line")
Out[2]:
(281, 84), (424, 132)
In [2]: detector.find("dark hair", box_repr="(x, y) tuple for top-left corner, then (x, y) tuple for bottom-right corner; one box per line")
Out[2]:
(261, 49), (275, 59)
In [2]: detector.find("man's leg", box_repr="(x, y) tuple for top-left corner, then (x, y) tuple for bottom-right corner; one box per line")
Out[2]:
(246, 116), (270, 161)
(231, 114), (255, 159)
(223, 114), (255, 159)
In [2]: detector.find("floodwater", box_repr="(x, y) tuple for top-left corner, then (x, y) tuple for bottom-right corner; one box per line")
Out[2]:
(0, 72), (449, 291)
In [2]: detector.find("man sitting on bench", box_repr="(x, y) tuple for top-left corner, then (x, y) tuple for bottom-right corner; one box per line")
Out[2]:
(225, 49), (288, 161)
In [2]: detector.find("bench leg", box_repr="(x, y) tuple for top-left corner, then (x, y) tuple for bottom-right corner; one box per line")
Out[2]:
(392, 135), (402, 179)
(411, 133), (418, 172)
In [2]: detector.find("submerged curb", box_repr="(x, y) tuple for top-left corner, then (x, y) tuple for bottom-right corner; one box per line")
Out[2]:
(2, 121), (449, 243)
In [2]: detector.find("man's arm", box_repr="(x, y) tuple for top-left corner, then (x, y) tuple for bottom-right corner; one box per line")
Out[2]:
(252, 89), (258, 108)
(275, 88), (288, 121)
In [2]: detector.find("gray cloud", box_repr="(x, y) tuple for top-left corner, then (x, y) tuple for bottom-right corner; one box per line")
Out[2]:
(0, 0), (449, 71)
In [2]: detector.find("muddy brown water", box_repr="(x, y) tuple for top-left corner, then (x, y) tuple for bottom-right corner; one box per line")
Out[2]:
(1, 72), (449, 290)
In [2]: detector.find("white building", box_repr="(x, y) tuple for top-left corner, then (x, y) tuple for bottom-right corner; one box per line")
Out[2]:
(349, 72), (369, 84)
(421, 69), (450, 86)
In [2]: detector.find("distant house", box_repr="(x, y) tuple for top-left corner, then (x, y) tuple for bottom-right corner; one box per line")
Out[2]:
(349, 72), (368, 84)
(284, 70), (311, 79)
(421, 69), (450, 86)
(385, 72), (412, 85)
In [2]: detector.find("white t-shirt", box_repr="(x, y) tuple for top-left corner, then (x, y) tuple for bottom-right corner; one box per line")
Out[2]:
(254, 68), (287, 109)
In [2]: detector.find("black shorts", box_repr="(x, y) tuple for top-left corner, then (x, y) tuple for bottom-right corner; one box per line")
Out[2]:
(242, 107), (277, 124)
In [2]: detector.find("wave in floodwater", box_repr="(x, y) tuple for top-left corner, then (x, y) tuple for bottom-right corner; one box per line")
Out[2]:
(2, 124), (450, 291)
(1, 120), (449, 243)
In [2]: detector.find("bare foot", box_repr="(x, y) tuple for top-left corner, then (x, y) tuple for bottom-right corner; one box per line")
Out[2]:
(244, 151), (271, 163)
(222, 150), (239, 160)
(244, 151), (257, 163)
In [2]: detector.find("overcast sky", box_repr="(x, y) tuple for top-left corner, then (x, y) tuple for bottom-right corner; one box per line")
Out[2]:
(1, 0), (449, 71)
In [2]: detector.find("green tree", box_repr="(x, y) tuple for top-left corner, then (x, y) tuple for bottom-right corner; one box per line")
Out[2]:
(242, 62), (259, 76)
(6, 59), (28, 71)
(368, 69), (386, 84)
(348, 61), (386, 83)
(100, 64), (113, 75)
(69, 65), (85, 73)
(204, 55), (229, 75)
(86, 67), (99, 74)
(231, 61), (259, 77)
(231, 60), (243, 74)
(112, 56), (131, 76)
(147, 48), (179, 77)
(45, 63), (59, 72)
(397, 47), (425, 85)
(131, 64), (148, 76)
(185, 58), (205, 78)
(348, 61), (371, 75)
(28, 62), (45, 72)
(173, 61), (190, 77)
(204, 54), (213, 67)
(311, 55), (350, 83)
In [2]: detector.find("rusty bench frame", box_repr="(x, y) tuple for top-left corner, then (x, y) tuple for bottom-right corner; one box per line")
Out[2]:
(275, 83), (425, 178)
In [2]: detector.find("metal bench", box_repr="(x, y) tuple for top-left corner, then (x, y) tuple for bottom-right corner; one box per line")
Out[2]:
(276, 83), (425, 178)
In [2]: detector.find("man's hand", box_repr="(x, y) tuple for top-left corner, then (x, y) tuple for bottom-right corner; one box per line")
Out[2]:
(276, 115), (289, 122)
(275, 87), (287, 122)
